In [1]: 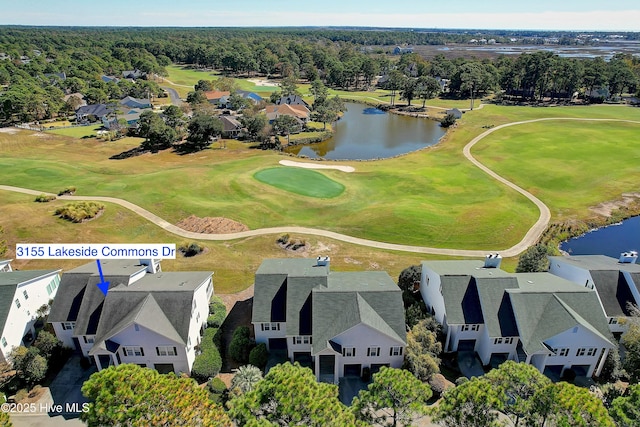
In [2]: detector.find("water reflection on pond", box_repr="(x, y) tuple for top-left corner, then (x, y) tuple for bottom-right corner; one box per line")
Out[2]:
(284, 102), (446, 160)
(560, 216), (640, 262)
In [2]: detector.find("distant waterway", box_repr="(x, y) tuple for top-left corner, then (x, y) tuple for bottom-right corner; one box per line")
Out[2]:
(284, 102), (446, 160)
(560, 216), (640, 262)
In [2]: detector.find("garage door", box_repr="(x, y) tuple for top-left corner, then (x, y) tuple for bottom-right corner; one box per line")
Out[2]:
(343, 364), (361, 377)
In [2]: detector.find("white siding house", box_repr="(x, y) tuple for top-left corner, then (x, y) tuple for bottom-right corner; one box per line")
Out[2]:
(253, 258), (406, 384)
(549, 253), (640, 334)
(0, 264), (61, 362)
(420, 256), (614, 379)
(49, 259), (212, 375)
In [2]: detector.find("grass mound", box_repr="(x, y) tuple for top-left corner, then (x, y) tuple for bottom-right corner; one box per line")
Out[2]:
(254, 167), (345, 198)
(54, 201), (104, 223)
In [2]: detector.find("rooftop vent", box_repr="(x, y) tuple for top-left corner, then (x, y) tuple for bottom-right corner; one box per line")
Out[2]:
(619, 251), (638, 264)
(316, 256), (330, 268)
(484, 253), (502, 269)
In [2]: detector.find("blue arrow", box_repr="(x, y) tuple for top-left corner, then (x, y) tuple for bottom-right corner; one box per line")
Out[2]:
(96, 260), (110, 296)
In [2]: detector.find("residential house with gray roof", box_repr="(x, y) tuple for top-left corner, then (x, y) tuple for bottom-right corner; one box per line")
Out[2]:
(421, 256), (615, 379)
(252, 257), (406, 384)
(49, 259), (213, 374)
(0, 261), (61, 362)
(548, 252), (640, 334)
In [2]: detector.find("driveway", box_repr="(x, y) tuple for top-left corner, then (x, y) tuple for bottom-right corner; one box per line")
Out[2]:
(161, 86), (183, 106)
(11, 356), (96, 426)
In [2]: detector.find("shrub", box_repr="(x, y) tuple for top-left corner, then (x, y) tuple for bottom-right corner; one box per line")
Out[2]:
(34, 194), (56, 202)
(57, 186), (76, 196)
(229, 326), (254, 364)
(248, 343), (268, 370)
(428, 373), (454, 397)
(54, 201), (104, 223)
(207, 312), (226, 329)
(207, 377), (228, 404)
(179, 242), (204, 257)
(277, 234), (289, 244)
(440, 114), (457, 128)
(191, 328), (222, 383)
(209, 296), (227, 316)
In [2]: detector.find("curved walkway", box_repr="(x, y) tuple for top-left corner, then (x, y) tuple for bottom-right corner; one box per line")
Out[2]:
(4, 117), (638, 257)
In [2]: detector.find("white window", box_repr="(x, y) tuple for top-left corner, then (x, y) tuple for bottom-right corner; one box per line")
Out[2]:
(123, 346), (144, 357)
(261, 323), (280, 331)
(83, 336), (95, 344)
(1, 337), (6, 348)
(367, 347), (380, 357)
(462, 324), (480, 332)
(576, 348), (586, 357)
(587, 348), (598, 357)
(134, 324), (140, 332)
(62, 322), (75, 331)
(294, 336), (311, 345)
(494, 338), (503, 345)
(46, 284), (53, 295)
(609, 318), (618, 325)
(342, 347), (356, 357)
(206, 281), (213, 296)
(196, 312), (200, 323)
(191, 300), (197, 316)
(156, 346), (177, 356)
(187, 337), (191, 351)
(390, 346), (403, 356)
(553, 348), (569, 357)
(23, 290), (29, 300)
(14, 299), (20, 309)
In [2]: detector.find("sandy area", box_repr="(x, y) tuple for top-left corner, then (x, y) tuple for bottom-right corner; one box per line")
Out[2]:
(176, 215), (249, 234)
(247, 78), (280, 87)
(590, 193), (640, 217)
(0, 128), (17, 134)
(279, 159), (355, 173)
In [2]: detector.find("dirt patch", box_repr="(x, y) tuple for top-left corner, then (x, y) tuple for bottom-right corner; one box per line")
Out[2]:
(0, 128), (17, 134)
(247, 78), (279, 87)
(590, 193), (640, 217)
(176, 215), (249, 234)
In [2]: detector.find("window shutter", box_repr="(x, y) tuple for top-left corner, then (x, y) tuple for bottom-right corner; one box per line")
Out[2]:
(140, 348), (144, 357)
(156, 347), (160, 356)
(367, 348), (370, 357)
(353, 348), (356, 357)
(173, 347), (177, 355)
(390, 347), (393, 356)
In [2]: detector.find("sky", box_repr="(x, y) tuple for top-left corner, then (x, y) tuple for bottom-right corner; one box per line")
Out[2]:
(3, 0), (640, 32)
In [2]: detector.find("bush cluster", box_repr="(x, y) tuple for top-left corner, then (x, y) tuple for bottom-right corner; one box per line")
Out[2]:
(191, 327), (222, 383)
(207, 296), (227, 328)
(57, 186), (76, 196)
(229, 326), (255, 364)
(34, 194), (56, 202)
(179, 242), (204, 257)
(54, 201), (104, 223)
(248, 343), (268, 370)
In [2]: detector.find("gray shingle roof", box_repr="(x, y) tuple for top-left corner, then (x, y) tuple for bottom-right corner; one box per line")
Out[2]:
(550, 255), (640, 317)
(253, 259), (405, 354)
(0, 270), (59, 334)
(475, 277), (519, 337)
(48, 272), (91, 322)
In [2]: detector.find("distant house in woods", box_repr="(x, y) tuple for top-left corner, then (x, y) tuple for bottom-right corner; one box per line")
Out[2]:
(252, 258), (406, 384)
(219, 115), (244, 138)
(393, 46), (414, 55)
(48, 259), (213, 374)
(237, 90), (263, 104)
(119, 96), (151, 109)
(122, 69), (146, 80)
(76, 104), (113, 122)
(63, 93), (87, 108)
(265, 103), (310, 123)
(548, 252), (640, 334)
(204, 91), (231, 105)
(101, 75), (119, 84)
(446, 108), (463, 119)
(0, 261), (61, 363)
(420, 256), (615, 379)
(274, 95), (310, 109)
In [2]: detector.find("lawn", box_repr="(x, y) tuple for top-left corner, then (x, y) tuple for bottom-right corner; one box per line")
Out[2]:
(47, 124), (102, 138)
(1, 103), (639, 260)
(254, 167), (345, 198)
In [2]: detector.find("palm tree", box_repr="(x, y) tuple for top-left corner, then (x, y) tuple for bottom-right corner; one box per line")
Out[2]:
(231, 365), (263, 394)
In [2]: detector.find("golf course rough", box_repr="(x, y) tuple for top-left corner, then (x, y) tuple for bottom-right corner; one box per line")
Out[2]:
(253, 167), (345, 198)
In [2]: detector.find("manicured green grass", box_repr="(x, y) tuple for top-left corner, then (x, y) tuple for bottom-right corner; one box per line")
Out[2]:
(47, 124), (101, 138)
(254, 167), (345, 198)
(1, 104), (639, 254)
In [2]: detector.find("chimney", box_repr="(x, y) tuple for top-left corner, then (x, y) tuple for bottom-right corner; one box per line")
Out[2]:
(619, 251), (638, 264)
(484, 253), (502, 268)
(316, 256), (330, 268)
(139, 258), (161, 274)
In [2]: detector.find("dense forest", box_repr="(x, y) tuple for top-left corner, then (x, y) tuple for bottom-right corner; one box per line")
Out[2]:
(1, 27), (639, 123)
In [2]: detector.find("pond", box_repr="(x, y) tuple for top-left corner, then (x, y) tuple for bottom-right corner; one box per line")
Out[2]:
(283, 102), (446, 160)
(560, 216), (640, 262)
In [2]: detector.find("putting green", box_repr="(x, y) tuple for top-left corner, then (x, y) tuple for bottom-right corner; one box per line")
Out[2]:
(254, 167), (345, 198)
